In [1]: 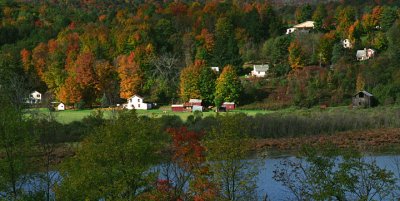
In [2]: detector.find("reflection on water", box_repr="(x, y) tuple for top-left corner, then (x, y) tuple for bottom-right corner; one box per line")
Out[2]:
(258, 155), (400, 201)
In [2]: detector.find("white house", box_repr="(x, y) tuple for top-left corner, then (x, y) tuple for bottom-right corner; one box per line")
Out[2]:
(125, 95), (152, 110)
(211, 67), (219, 73)
(286, 21), (315, 35)
(286, 28), (297, 34)
(27, 91), (42, 104)
(343, 39), (353, 49)
(251, 64), (269, 78)
(57, 103), (65, 111)
(356, 48), (375, 61)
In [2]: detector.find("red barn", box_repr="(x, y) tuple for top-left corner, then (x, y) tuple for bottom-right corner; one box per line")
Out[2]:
(171, 104), (185, 112)
(222, 102), (235, 110)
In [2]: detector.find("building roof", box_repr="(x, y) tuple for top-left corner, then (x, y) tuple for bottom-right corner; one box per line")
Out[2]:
(171, 104), (184, 107)
(355, 91), (373, 97)
(293, 21), (315, 28)
(253, 64), (269, 72)
(223, 102), (235, 105)
(128, 94), (143, 100)
(189, 99), (202, 103)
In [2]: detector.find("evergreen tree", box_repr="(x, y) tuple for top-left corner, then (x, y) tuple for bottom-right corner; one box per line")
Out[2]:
(212, 17), (242, 73)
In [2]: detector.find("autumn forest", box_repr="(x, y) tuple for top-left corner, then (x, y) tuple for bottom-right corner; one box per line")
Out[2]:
(1, 0), (400, 108)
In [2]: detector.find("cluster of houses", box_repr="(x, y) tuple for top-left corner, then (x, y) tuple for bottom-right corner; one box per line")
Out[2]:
(25, 91), (65, 111)
(27, 25), (377, 113)
(286, 20), (376, 61)
(122, 95), (236, 113)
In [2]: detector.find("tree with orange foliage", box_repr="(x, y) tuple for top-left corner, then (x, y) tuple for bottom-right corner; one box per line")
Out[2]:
(31, 43), (48, 80)
(20, 49), (31, 72)
(117, 52), (143, 99)
(58, 76), (82, 106)
(335, 6), (356, 38)
(362, 6), (383, 33)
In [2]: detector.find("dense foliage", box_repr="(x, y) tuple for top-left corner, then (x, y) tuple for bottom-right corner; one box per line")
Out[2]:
(2, 0), (400, 109)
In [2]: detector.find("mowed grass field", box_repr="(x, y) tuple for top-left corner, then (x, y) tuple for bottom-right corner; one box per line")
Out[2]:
(28, 105), (400, 124)
(29, 107), (275, 124)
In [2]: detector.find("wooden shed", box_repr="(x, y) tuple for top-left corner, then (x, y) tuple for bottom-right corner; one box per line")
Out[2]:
(222, 102), (235, 111)
(171, 104), (185, 112)
(352, 91), (374, 108)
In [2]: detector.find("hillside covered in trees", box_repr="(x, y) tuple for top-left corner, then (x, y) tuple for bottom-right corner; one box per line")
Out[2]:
(1, 0), (400, 108)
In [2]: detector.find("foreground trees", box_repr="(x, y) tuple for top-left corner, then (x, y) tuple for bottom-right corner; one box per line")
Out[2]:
(204, 114), (259, 201)
(56, 111), (167, 200)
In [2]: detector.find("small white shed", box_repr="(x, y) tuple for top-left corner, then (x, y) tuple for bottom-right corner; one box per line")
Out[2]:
(57, 103), (65, 111)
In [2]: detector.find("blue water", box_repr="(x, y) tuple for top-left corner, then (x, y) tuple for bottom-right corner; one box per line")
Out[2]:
(257, 155), (400, 200)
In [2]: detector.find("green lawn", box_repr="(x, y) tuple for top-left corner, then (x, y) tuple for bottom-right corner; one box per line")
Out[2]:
(28, 107), (274, 124)
(28, 105), (400, 124)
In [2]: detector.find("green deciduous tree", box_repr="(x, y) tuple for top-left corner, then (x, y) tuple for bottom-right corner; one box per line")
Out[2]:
(204, 114), (259, 201)
(0, 79), (36, 200)
(199, 67), (217, 106)
(214, 65), (242, 107)
(295, 4), (313, 23)
(179, 61), (203, 102)
(380, 6), (398, 31)
(312, 4), (327, 32)
(56, 111), (167, 200)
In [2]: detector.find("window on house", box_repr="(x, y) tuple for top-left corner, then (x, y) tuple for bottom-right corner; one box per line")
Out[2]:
(138, 104), (140, 107)
(37, 94), (40, 98)
(359, 93), (364, 98)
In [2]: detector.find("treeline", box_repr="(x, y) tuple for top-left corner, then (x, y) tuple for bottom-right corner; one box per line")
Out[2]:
(2, 0), (400, 109)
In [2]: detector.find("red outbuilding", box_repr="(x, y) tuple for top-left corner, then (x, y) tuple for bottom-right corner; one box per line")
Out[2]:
(222, 102), (235, 110)
(171, 104), (185, 112)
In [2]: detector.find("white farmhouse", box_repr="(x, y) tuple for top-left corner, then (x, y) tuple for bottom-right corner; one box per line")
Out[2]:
(251, 64), (269, 78)
(125, 95), (152, 110)
(286, 21), (315, 35)
(27, 91), (42, 104)
(342, 39), (353, 49)
(356, 48), (375, 61)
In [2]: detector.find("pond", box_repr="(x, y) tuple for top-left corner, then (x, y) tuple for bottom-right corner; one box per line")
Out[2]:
(8, 155), (400, 200)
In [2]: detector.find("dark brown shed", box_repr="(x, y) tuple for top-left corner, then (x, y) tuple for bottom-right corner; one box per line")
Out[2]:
(352, 91), (374, 108)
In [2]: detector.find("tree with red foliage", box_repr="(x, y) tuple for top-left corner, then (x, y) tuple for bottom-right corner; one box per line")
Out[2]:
(151, 127), (218, 201)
